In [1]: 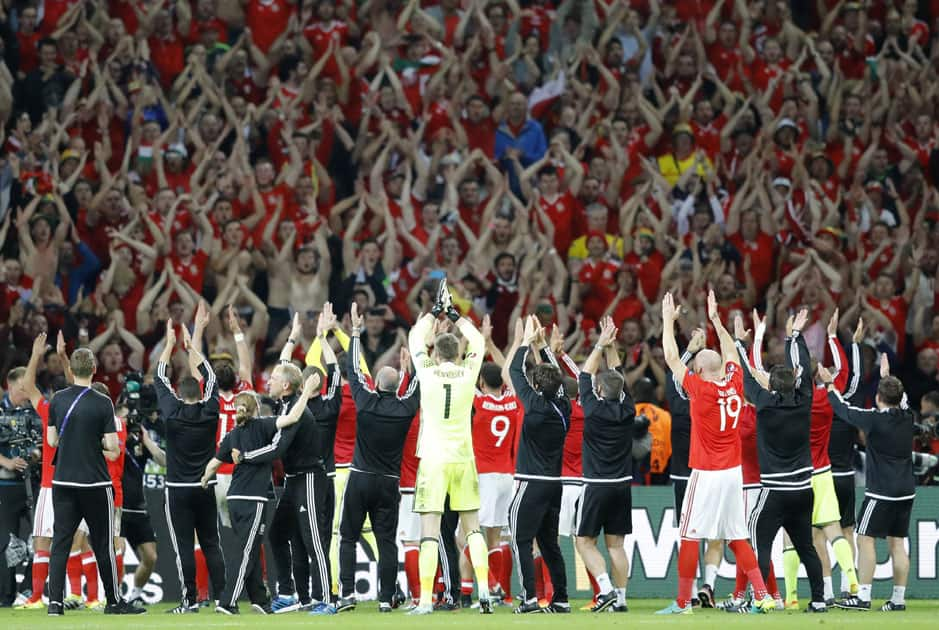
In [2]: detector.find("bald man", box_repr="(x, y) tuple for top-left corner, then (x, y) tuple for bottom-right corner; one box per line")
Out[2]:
(337, 304), (420, 612)
(656, 291), (774, 615)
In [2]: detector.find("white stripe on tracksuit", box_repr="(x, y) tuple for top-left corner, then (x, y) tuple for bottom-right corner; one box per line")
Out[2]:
(228, 502), (264, 607)
(305, 473), (330, 600)
(105, 486), (120, 600)
(164, 488), (189, 602)
(857, 499), (877, 537)
(507, 481), (529, 601)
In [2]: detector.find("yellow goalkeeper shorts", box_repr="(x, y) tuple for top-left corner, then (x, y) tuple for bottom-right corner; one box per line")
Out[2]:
(812, 470), (842, 526)
(413, 460), (480, 513)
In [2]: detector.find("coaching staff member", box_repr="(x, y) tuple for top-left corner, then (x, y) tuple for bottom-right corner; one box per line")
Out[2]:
(155, 322), (226, 614)
(820, 355), (914, 612)
(735, 310), (826, 613)
(575, 317), (635, 613)
(337, 304), (420, 612)
(508, 316), (572, 614)
(45, 348), (143, 616)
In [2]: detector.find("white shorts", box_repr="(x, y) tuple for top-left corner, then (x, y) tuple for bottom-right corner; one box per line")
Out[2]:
(743, 486), (762, 543)
(478, 473), (514, 528)
(32, 486), (55, 538)
(215, 474), (232, 528)
(397, 492), (421, 542)
(679, 467), (748, 541)
(558, 483), (584, 537)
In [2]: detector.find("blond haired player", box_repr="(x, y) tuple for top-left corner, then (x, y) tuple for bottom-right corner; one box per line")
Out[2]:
(407, 282), (493, 615)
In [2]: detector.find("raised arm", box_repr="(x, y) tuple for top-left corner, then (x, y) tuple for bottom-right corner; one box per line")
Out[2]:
(661, 292), (687, 383)
(707, 289), (738, 366)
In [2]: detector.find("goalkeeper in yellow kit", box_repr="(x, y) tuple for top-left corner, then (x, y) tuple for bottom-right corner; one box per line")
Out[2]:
(408, 281), (493, 615)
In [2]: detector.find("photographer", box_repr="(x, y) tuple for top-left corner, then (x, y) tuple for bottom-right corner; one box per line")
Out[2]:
(0, 360), (44, 606)
(912, 392), (939, 485)
(118, 388), (164, 606)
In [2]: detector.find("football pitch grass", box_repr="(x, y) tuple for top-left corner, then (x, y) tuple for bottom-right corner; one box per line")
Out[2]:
(4, 600), (939, 629)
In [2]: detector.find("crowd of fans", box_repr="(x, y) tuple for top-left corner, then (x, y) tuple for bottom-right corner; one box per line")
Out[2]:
(0, 0), (938, 481)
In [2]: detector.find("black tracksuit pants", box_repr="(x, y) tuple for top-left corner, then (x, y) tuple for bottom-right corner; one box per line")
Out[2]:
(439, 497), (461, 602)
(752, 488), (824, 603)
(285, 472), (334, 602)
(508, 480), (568, 603)
(164, 485), (226, 603)
(48, 485), (120, 606)
(269, 487), (311, 602)
(0, 483), (30, 604)
(338, 471), (400, 602)
(220, 499), (269, 608)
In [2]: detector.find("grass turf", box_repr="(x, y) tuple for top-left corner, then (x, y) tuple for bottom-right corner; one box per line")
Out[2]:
(4, 600), (939, 629)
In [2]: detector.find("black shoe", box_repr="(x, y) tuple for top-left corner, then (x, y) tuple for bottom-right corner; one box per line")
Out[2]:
(825, 598), (835, 607)
(544, 601), (571, 613)
(806, 602), (828, 613)
(336, 597), (356, 613)
(592, 591), (617, 613)
(105, 600), (147, 615)
(691, 597), (701, 607)
(835, 597), (870, 611)
(166, 601), (199, 614)
(433, 598), (460, 612)
(198, 599), (213, 608)
(881, 601), (906, 612)
(610, 603), (628, 613)
(251, 602), (273, 615)
(698, 584), (715, 608)
(215, 604), (239, 615)
(514, 600), (543, 614)
(840, 591), (851, 600)
(478, 598), (494, 614)
(47, 602), (64, 617)
(379, 602), (392, 613)
(392, 588), (407, 609)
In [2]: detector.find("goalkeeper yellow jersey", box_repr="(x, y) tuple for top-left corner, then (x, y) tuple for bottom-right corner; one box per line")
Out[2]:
(408, 315), (485, 464)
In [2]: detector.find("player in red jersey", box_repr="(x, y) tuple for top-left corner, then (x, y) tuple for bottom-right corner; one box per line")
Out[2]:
(471, 362), (520, 601)
(657, 291), (773, 615)
(398, 411), (421, 606)
(18, 334), (56, 608)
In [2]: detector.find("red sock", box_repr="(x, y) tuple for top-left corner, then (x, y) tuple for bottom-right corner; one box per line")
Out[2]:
(534, 555), (545, 600)
(67, 552), (83, 597)
(194, 547), (209, 601)
(487, 549), (502, 591)
(259, 545), (267, 584)
(460, 580), (474, 596)
(541, 558), (554, 603)
(734, 560), (747, 599)
(81, 552), (98, 602)
(677, 539), (700, 608)
(31, 551), (49, 601)
(500, 543), (512, 600)
(728, 539), (767, 600)
(588, 570), (600, 601)
(435, 567), (444, 593)
(767, 562), (779, 600)
(404, 546), (420, 600)
(115, 548), (124, 589)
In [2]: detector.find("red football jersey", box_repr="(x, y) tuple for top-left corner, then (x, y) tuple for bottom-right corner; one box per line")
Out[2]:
(217, 381), (254, 475)
(399, 413), (420, 490)
(334, 383), (357, 467)
(810, 336), (850, 470)
(472, 393), (520, 475)
(561, 400), (585, 480)
(37, 398), (54, 489)
(738, 403), (760, 487)
(682, 363), (744, 471)
(108, 416), (127, 507)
